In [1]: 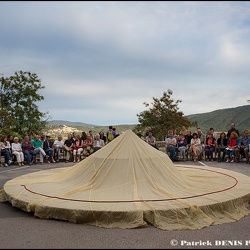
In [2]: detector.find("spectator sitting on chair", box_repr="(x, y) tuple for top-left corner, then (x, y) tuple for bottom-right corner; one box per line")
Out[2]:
(21, 135), (36, 166)
(53, 135), (65, 162)
(32, 135), (48, 164)
(235, 130), (250, 163)
(83, 135), (94, 157)
(0, 135), (12, 167)
(43, 135), (55, 163)
(93, 133), (105, 152)
(177, 134), (187, 161)
(99, 131), (107, 145)
(190, 132), (202, 162)
(204, 133), (216, 161)
(11, 137), (24, 166)
(63, 133), (74, 163)
(72, 135), (84, 163)
(146, 131), (158, 150)
(225, 131), (240, 163)
(196, 128), (206, 160)
(165, 130), (177, 161)
(145, 127), (154, 137)
(216, 132), (228, 162)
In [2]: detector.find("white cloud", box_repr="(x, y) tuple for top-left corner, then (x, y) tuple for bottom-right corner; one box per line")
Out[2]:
(1, 1), (250, 125)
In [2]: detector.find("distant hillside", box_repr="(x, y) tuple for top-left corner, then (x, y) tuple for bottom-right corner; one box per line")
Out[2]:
(48, 120), (96, 127)
(47, 105), (250, 136)
(186, 105), (250, 134)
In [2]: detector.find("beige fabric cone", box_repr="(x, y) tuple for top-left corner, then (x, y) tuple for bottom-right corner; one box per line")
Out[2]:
(1, 129), (250, 230)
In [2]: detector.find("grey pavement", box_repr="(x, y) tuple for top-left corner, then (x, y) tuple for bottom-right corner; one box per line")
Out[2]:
(0, 159), (250, 249)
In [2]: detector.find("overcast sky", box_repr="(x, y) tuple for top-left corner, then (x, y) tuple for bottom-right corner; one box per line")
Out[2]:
(1, 1), (250, 126)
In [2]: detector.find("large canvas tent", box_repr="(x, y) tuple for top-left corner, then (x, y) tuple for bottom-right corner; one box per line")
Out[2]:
(1, 129), (250, 230)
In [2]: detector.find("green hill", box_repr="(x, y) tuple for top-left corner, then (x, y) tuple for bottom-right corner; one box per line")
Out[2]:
(186, 105), (250, 134)
(47, 105), (250, 137)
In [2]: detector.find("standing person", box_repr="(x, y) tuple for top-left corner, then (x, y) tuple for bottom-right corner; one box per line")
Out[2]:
(216, 132), (228, 162)
(204, 133), (216, 161)
(189, 132), (202, 162)
(235, 130), (250, 163)
(21, 135), (37, 166)
(112, 127), (119, 137)
(32, 135), (48, 164)
(227, 123), (240, 139)
(11, 137), (24, 166)
(0, 135), (12, 167)
(43, 135), (55, 163)
(106, 126), (116, 143)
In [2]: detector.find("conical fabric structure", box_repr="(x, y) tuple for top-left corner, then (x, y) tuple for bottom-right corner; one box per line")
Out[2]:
(1, 129), (250, 230)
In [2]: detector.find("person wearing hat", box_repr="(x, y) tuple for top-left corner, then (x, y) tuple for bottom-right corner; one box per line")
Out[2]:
(11, 137), (24, 166)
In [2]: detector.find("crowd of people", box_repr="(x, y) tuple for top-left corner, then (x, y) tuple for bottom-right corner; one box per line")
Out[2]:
(144, 123), (250, 164)
(0, 125), (118, 167)
(1, 123), (250, 167)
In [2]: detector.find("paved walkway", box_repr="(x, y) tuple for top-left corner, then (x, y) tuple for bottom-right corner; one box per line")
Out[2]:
(0, 160), (249, 249)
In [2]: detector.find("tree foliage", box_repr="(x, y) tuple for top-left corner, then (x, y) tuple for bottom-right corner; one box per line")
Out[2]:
(0, 70), (49, 137)
(133, 89), (197, 140)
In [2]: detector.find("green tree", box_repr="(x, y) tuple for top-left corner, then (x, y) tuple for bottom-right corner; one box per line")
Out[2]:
(0, 70), (49, 136)
(133, 89), (197, 140)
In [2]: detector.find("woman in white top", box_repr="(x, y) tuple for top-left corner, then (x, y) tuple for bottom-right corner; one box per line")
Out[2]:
(12, 137), (24, 166)
(190, 132), (202, 162)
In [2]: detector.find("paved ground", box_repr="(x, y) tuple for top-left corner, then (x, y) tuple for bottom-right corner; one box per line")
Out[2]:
(0, 159), (249, 249)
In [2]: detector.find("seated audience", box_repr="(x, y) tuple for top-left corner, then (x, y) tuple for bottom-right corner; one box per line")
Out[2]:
(146, 131), (158, 150)
(72, 134), (84, 163)
(32, 134), (48, 164)
(0, 135), (12, 167)
(235, 130), (250, 163)
(53, 135), (65, 162)
(177, 134), (187, 161)
(99, 131), (107, 144)
(216, 132), (228, 162)
(11, 137), (24, 166)
(83, 135), (94, 156)
(165, 130), (177, 161)
(197, 128), (206, 159)
(225, 131), (240, 163)
(63, 133), (74, 163)
(145, 127), (154, 137)
(189, 132), (202, 162)
(93, 133), (105, 152)
(43, 135), (55, 163)
(204, 133), (216, 161)
(21, 135), (37, 166)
